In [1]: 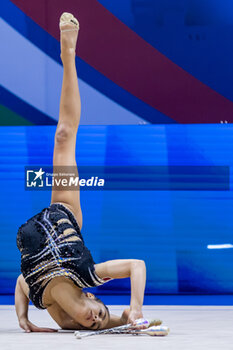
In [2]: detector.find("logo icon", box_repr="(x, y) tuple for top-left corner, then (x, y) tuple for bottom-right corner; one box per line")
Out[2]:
(26, 168), (45, 187)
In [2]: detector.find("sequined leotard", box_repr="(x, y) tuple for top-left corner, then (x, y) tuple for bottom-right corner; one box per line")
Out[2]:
(16, 203), (106, 309)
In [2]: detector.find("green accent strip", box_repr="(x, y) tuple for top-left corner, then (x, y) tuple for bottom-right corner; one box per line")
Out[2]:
(0, 104), (34, 125)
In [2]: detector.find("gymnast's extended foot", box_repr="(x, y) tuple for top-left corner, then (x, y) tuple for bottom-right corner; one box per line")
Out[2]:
(60, 12), (79, 61)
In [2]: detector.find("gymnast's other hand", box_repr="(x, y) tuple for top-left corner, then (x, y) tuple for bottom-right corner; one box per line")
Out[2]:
(125, 308), (144, 326)
(19, 317), (58, 333)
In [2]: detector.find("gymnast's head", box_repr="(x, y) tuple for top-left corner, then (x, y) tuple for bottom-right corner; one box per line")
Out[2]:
(78, 292), (110, 330)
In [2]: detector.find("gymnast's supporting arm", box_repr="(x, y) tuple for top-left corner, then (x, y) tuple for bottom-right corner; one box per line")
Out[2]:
(94, 259), (146, 326)
(15, 275), (30, 329)
(15, 275), (57, 332)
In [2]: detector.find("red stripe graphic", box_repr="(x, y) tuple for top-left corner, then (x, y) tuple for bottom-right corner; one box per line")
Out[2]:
(11, 0), (233, 123)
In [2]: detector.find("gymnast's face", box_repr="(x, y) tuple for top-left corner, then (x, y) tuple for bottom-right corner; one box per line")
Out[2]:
(79, 295), (110, 330)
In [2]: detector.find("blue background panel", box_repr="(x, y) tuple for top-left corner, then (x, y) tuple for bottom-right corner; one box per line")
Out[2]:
(0, 124), (233, 296)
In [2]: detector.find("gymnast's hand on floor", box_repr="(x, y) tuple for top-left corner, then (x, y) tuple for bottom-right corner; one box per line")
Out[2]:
(19, 318), (58, 333)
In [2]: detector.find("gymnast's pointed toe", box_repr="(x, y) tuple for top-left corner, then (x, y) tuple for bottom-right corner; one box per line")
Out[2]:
(59, 12), (79, 32)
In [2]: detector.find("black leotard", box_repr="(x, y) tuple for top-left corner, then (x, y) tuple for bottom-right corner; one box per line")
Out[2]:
(16, 203), (106, 309)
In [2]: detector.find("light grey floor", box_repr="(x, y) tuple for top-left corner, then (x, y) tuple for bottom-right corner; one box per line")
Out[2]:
(1, 305), (233, 350)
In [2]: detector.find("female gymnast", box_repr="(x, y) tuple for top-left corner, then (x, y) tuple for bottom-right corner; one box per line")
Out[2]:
(15, 13), (146, 332)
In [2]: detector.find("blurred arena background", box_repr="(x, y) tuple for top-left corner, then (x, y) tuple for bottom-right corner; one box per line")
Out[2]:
(0, 0), (233, 303)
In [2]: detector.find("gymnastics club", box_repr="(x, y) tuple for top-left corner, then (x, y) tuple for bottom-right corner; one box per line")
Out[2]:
(74, 318), (162, 339)
(116, 325), (170, 336)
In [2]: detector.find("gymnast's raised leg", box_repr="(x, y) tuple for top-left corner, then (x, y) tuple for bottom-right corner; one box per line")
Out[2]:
(51, 13), (82, 229)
